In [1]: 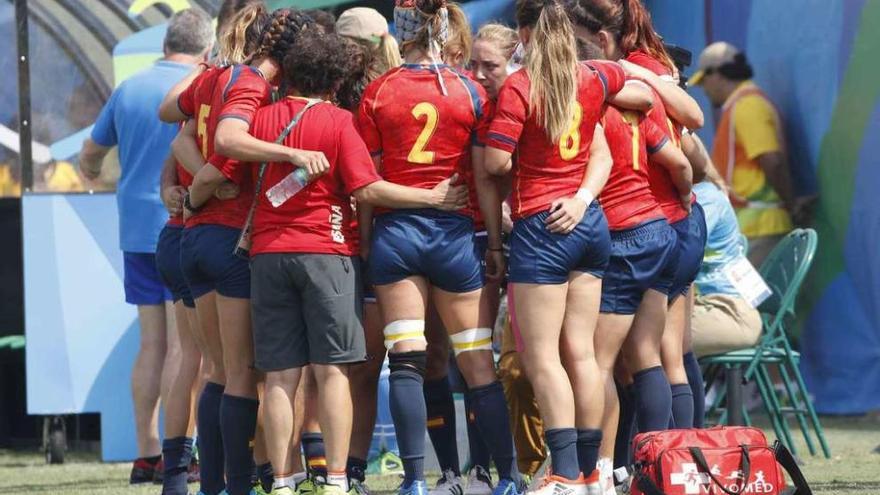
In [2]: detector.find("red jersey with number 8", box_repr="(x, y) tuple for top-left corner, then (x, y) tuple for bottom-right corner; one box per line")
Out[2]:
(356, 64), (492, 218)
(600, 105), (668, 230)
(486, 61), (625, 220)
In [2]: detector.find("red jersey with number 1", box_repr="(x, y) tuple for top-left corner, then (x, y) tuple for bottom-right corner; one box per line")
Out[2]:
(600, 105), (668, 230)
(487, 60), (625, 220)
(177, 64), (270, 229)
(357, 64), (492, 218)
(625, 50), (692, 223)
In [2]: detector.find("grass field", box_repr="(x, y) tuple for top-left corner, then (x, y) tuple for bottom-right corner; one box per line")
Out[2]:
(0, 415), (878, 495)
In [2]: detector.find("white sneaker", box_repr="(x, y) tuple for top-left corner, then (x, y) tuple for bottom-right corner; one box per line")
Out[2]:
(431, 469), (465, 495)
(526, 473), (588, 495)
(466, 466), (494, 495)
(596, 459), (615, 495)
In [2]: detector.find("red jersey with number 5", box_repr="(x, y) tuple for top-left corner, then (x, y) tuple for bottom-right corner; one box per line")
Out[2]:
(600, 105), (668, 230)
(486, 60), (625, 220)
(356, 64), (491, 218)
(625, 50), (693, 223)
(176, 64), (270, 229)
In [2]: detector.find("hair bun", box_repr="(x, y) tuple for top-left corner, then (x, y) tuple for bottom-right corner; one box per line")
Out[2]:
(415, 0), (447, 15)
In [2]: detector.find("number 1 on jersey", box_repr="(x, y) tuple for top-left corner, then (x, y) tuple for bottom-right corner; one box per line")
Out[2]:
(621, 111), (641, 170)
(197, 104), (211, 159)
(559, 103), (584, 161)
(408, 102), (439, 164)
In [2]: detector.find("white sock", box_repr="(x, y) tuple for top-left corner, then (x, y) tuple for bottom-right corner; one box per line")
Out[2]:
(274, 473), (298, 489)
(293, 471), (308, 484)
(328, 470), (349, 491)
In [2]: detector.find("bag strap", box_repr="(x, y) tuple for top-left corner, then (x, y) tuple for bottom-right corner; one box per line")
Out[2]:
(689, 445), (751, 495)
(774, 441), (812, 495)
(634, 468), (666, 495)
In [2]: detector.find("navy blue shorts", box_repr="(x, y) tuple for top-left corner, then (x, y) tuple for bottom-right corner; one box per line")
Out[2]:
(600, 219), (678, 314)
(124, 252), (172, 305)
(369, 209), (483, 293)
(508, 202), (611, 284)
(180, 224), (251, 300)
(155, 225), (195, 308)
(670, 201), (708, 298)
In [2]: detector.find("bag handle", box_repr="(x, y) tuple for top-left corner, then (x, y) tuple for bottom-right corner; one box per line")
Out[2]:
(774, 441), (812, 495)
(634, 468), (665, 495)
(234, 99), (323, 258)
(689, 445), (751, 495)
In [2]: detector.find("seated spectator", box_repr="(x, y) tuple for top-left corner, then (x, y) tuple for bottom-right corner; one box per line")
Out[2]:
(691, 180), (763, 357)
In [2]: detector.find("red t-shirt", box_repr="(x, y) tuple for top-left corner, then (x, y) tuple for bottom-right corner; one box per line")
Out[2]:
(486, 60), (625, 220)
(177, 65), (271, 229)
(625, 50), (692, 223)
(356, 64), (491, 218)
(240, 97), (381, 256)
(600, 105), (668, 230)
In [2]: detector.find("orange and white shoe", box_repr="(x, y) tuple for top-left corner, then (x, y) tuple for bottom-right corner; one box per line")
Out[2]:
(526, 472), (588, 495)
(582, 470), (601, 495)
(595, 459), (615, 495)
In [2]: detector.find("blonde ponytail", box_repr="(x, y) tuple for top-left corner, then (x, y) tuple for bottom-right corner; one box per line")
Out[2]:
(216, 3), (268, 65)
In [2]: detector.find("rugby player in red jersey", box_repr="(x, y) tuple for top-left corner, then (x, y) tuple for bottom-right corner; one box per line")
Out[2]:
(227, 31), (467, 495)
(484, 0), (628, 492)
(356, 2), (521, 495)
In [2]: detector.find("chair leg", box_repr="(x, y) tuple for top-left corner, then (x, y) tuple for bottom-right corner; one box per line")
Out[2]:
(778, 362), (816, 456)
(757, 363), (797, 457)
(786, 354), (832, 458)
(707, 365), (729, 423)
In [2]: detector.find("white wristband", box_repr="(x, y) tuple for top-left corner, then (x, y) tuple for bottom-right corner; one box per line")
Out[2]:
(575, 188), (594, 205)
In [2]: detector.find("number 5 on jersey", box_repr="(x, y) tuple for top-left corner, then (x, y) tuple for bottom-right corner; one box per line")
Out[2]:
(408, 102), (439, 164)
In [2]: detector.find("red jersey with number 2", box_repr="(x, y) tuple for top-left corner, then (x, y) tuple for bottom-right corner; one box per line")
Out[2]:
(357, 64), (492, 219)
(600, 105), (669, 230)
(177, 64), (270, 229)
(625, 50), (693, 223)
(486, 60), (625, 220)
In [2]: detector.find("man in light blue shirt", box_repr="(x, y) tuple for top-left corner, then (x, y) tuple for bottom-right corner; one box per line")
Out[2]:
(691, 181), (763, 357)
(78, 8), (212, 482)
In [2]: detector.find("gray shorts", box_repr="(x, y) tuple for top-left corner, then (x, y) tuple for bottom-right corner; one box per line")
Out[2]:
(251, 253), (366, 371)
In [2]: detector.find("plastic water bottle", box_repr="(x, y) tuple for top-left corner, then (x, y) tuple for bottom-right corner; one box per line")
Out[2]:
(266, 167), (309, 207)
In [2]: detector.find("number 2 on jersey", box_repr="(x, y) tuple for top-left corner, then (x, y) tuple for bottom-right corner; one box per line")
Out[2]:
(408, 102), (439, 164)
(196, 104), (211, 159)
(559, 103), (584, 161)
(621, 111), (641, 170)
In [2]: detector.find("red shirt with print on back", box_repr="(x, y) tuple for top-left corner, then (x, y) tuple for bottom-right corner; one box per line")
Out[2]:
(625, 50), (693, 223)
(486, 60), (625, 220)
(600, 105), (668, 230)
(177, 64), (270, 229)
(235, 97), (381, 256)
(356, 64), (492, 219)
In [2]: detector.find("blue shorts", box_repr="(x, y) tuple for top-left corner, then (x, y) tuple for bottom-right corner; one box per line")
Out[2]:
(155, 225), (195, 308)
(180, 224), (251, 300)
(669, 201), (708, 298)
(124, 252), (172, 306)
(508, 202), (611, 284)
(369, 209), (483, 293)
(600, 219), (677, 314)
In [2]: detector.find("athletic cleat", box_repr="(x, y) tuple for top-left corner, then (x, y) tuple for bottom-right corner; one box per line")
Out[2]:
(493, 477), (525, 495)
(253, 482), (270, 495)
(349, 478), (372, 495)
(596, 459), (614, 495)
(129, 458), (160, 484)
(526, 472), (588, 495)
(431, 469), (464, 495)
(272, 487), (297, 495)
(466, 466), (494, 495)
(582, 470), (601, 495)
(297, 477), (318, 495)
(316, 482), (348, 495)
(188, 458), (201, 483)
(152, 459), (165, 484)
(398, 479), (429, 495)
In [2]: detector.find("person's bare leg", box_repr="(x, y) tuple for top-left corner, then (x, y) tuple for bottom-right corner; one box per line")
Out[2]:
(594, 313), (634, 460)
(165, 303), (202, 438)
(662, 294), (692, 428)
(161, 301), (181, 410)
(133, 303), (167, 458)
(264, 368), (304, 484)
(313, 364), (354, 476)
(349, 303), (386, 461)
(622, 290), (672, 432)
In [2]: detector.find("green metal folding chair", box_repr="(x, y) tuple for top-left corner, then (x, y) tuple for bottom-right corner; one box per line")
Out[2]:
(701, 229), (831, 458)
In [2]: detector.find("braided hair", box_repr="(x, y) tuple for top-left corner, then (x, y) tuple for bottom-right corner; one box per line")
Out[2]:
(253, 8), (315, 65)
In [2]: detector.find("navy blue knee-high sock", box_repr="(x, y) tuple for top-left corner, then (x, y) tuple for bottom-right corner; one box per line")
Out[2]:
(390, 367), (427, 485)
(302, 432), (328, 479)
(545, 428), (579, 480)
(613, 382), (636, 469)
(576, 429), (602, 476)
(423, 377), (461, 475)
(220, 394), (259, 495)
(162, 436), (193, 495)
(463, 392), (492, 472)
(198, 382), (226, 495)
(670, 383), (694, 429)
(683, 352), (705, 428)
(468, 381), (519, 482)
(633, 366), (672, 433)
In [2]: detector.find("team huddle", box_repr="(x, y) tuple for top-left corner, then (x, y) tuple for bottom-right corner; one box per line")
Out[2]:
(151, 1), (711, 495)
